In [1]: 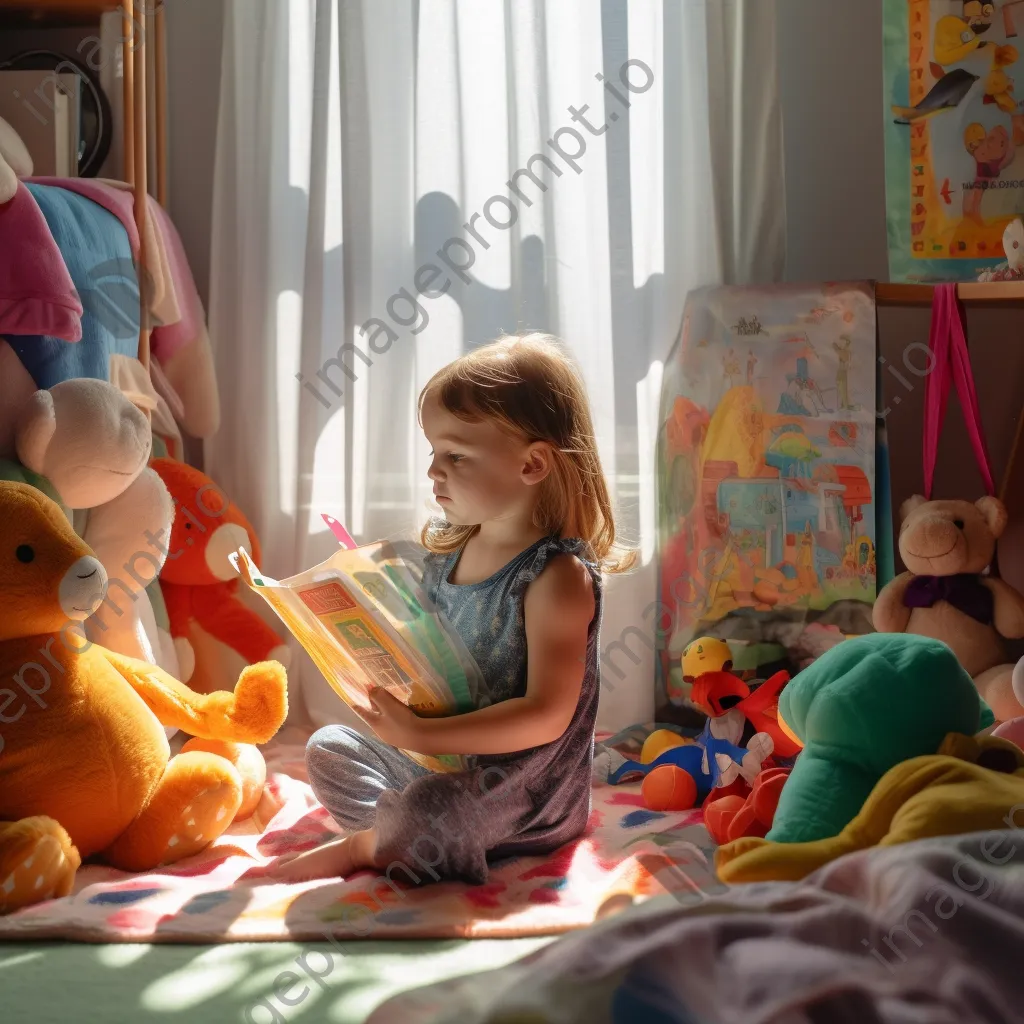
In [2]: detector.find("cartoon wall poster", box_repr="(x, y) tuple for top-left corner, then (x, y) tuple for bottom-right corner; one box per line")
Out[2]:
(655, 285), (880, 722)
(884, 0), (1024, 281)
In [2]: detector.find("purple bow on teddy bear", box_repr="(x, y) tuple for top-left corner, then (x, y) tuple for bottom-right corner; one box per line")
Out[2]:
(903, 573), (994, 626)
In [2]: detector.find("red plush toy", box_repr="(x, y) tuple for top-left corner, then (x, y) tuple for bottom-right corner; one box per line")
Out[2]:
(689, 668), (802, 760)
(703, 766), (791, 845)
(151, 458), (288, 694)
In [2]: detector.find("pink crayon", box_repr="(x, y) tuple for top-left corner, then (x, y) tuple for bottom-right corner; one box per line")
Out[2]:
(322, 514), (357, 550)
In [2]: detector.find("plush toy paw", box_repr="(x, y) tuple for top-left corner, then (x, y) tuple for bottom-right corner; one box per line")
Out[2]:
(704, 794), (748, 845)
(739, 733), (774, 783)
(714, 835), (770, 870)
(180, 738), (267, 820)
(103, 752), (243, 871)
(227, 661), (289, 744)
(0, 817), (80, 914)
(164, 780), (240, 863)
(705, 767), (790, 846)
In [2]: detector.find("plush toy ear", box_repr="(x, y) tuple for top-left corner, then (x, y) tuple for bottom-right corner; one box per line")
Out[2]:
(899, 494), (928, 522)
(976, 496), (1009, 539)
(15, 390), (58, 473)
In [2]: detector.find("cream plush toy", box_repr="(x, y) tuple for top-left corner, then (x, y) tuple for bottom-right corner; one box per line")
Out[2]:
(873, 495), (1024, 722)
(13, 380), (181, 682)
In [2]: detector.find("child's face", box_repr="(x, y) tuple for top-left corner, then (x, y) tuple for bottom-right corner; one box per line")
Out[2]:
(421, 394), (543, 526)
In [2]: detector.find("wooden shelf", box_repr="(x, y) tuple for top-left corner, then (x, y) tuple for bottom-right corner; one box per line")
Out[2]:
(0, 0), (123, 28)
(876, 281), (1024, 307)
(0, 1), (123, 11)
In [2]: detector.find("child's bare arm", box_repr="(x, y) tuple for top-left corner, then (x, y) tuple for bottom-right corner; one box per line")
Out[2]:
(355, 555), (595, 756)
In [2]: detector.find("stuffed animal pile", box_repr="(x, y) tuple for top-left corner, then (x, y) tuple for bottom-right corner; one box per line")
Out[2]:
(618, 628), (1024, 883)
(4, 379), (175, 675)
(714, 632), (1013, 883)
(0, 482), (288, 914)
(0, 116), (291, 914)
(609, 636), (796, 843)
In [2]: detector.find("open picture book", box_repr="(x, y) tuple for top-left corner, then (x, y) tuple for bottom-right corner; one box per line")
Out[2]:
(231, 539), (482, 773)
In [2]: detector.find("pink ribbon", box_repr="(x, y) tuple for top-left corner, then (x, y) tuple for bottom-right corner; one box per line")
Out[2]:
(923, 284), (995, 499)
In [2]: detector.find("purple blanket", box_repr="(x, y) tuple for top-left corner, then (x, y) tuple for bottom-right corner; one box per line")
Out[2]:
(369, 829), (1024, 1023)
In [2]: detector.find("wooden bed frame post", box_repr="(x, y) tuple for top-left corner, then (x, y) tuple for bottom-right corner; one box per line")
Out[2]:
(155, 0), (168, 207)
(132, 0), (150, 371)
(122, 2), (135, 187)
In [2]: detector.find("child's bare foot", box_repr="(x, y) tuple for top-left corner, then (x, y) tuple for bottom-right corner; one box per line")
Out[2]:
(269, 828), (378, 882)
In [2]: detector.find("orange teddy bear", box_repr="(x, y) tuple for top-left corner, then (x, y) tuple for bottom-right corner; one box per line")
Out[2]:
(150, 458), (288, 695)
(0, 481), (288, 915)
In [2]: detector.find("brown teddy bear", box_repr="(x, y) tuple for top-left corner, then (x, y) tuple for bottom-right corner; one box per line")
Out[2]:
(873, 495), (1024, 722)
(0, 481), (288, 915)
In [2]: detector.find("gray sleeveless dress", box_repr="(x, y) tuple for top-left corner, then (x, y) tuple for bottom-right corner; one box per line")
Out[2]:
(305, 536), (603, 885)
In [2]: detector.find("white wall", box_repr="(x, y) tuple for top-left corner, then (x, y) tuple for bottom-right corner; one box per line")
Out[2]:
(165, 0), (225, 309)
(778, 0), (889, 282)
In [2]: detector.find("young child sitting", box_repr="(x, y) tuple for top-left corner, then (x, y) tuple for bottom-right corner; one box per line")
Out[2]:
(272, 333), (631, 884)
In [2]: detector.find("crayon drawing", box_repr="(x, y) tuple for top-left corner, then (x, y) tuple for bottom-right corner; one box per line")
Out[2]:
(656, 285), (878, 715)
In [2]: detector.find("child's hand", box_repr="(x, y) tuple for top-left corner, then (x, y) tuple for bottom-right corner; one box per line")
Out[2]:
(352, 687), (422, 748)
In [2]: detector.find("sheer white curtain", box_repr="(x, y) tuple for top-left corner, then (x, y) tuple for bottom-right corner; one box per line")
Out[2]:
(208, 0), (785, 731)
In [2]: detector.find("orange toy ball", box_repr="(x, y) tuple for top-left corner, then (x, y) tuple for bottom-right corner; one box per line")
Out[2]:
(641, 765), (698, 811)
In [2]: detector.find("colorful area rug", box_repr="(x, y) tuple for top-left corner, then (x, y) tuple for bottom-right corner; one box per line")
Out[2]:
(0, 729), (720, 943)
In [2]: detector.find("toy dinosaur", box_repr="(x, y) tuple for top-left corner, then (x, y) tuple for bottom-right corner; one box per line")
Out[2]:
(753, 632), (994, 846)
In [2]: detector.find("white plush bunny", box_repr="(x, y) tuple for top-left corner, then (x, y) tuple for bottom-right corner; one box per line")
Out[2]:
(0, 114), (33, 204)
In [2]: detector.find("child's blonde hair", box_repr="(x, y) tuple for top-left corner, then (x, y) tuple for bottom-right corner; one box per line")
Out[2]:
(418, 333), (634, 573)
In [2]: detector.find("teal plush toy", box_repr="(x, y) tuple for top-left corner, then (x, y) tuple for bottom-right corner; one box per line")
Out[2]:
(768, 632), (994, 844)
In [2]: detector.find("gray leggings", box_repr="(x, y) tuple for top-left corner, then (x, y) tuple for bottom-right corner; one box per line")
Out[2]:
(305, 725), (558, 885)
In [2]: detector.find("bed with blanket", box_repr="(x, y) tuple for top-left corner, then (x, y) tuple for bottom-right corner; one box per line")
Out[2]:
(367, 829), (1024, 1024)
